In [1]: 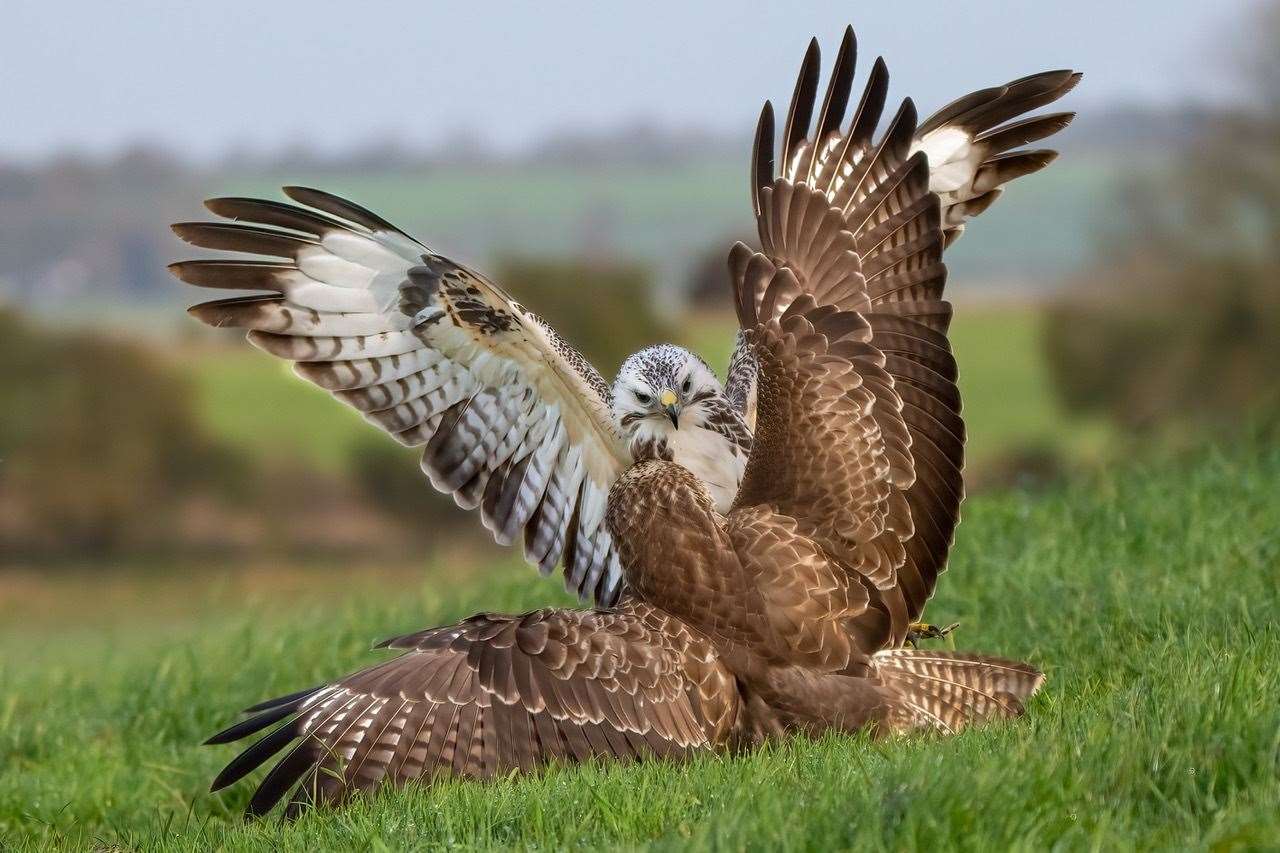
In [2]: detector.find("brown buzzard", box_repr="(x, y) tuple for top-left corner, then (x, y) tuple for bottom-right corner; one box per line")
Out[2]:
(178, 27), (1073, 817)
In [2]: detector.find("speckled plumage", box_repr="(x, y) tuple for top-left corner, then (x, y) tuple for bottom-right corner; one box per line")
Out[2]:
(612, 344), (751, 510)
(185, 25), (1072, 817)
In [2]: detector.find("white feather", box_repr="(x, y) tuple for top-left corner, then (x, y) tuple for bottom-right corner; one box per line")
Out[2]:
(296, 247), (378, 288)
(321, 230), (410, 273)
(285, 277), (379, 313)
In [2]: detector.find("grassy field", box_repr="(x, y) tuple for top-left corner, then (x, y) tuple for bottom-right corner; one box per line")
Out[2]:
(2, 436), (1277, 850)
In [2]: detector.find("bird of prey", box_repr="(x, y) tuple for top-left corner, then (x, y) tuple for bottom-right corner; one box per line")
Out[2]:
(171, 34), (1077, 610)
(178, 27), (1075, 818)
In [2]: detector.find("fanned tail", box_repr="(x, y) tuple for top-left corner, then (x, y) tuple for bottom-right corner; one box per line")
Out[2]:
(874, 648), (1044, 734)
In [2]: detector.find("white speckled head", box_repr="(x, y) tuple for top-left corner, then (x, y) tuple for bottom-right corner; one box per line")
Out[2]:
(611, 344), (722, 438)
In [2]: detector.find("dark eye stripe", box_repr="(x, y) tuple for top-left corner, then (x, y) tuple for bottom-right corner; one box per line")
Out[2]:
(688, 389), (716, 405)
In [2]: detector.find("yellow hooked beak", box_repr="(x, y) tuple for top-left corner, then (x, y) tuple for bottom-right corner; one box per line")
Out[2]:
(659, 389), (680, 428)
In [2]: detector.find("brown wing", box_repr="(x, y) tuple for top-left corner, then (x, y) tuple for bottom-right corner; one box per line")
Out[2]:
(728, 259), (913, 652)
(170, 189), (629, 605)
(205, 601), (737, 818)
(734, 27), (1061, 621)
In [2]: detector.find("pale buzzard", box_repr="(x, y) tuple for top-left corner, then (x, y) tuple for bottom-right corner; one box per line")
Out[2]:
(181, 27), (1073, 817)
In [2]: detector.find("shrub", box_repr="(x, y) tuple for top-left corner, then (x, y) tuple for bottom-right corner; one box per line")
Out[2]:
(493, 257), (672, 376)
(683, 236), (753, 309)
(0, 307), (246, 558)
(1044, 255), (1280, 429)
(1044, 1), (1280, 433)
(346, 432), (481, 549)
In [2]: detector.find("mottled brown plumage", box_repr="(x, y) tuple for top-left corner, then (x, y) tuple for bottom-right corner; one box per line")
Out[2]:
(726, 25), (1078, 622)
(197, 27), (1066, 817)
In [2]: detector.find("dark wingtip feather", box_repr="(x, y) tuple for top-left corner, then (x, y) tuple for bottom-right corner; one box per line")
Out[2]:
(205, 702), (299, 746)
(781, 38), (822, 171)
(900, 97), (918, 131)
(751, 101), (776, 217)
(203, 196), (350, 237)
(281, 186), (409, 238)
(916, 85), (1008, 137)
(170, 222), (197, 241)
(1006, 68), (1077, 90)
(167, 259), (292, 292)
(187, 295), (280, 328)
(170, 221), (313, 258)
(813, 25), (857, 145)
(244, 685), (326, 714)
(934, 69), (1083, 137)
(209, 722), (299, 792)
(849, 56), (890, 146)
(975, 111), (1076, 153)
(246, 743), (324, 818)
(878, 97), (920, 154)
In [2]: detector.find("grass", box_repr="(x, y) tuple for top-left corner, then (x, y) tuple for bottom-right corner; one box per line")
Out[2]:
(2, 436), (1278, 850)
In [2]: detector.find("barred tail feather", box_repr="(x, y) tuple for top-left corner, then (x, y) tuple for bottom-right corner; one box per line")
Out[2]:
(874, 649), (1044, 734)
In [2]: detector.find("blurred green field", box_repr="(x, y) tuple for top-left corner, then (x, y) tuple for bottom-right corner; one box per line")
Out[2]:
(190, 305), (1108, 479)
(2, 438), (1276, 850)
(190, 348), (367, 477)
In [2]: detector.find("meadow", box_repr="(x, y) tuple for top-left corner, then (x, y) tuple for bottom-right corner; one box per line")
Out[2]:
(3, 304), (1274, 850)
(2, 434), (1277, 850)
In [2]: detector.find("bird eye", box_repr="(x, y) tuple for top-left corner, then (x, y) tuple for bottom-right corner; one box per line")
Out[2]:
(634, 390), (651, 405)
(681, 376), (692, 393)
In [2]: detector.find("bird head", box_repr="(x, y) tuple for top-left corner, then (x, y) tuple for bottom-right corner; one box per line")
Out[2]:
(612, 344), (724, 439)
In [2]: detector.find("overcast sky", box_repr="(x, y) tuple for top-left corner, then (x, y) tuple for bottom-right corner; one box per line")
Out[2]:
(0, 0), (1260, 161)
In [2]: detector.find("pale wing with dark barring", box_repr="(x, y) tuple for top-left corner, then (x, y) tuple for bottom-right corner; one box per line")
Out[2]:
(170, 189), (629, 605)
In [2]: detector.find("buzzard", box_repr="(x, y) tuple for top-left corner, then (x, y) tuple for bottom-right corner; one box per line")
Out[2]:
(171, 31), (1078, 609)
(179, 27), (1075, 817)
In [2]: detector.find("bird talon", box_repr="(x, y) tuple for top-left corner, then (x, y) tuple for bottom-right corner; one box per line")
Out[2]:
(906, 621), (959, 647)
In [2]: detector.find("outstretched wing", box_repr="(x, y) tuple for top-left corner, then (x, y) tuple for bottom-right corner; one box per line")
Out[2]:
(170, 189), (628, 605)
(205, 602), (736, 818)
(726, 29), (1076, 621)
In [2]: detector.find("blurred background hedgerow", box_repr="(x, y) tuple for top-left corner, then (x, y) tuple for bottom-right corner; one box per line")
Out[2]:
(1, 1), (1279, 847)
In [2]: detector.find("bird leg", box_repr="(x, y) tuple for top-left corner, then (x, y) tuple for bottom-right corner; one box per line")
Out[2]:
(906, 621), (959, 648)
